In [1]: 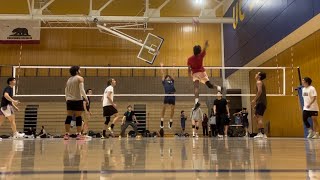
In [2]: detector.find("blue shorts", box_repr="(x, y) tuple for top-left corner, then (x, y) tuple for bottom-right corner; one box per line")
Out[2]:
(164, 96), (175, 105)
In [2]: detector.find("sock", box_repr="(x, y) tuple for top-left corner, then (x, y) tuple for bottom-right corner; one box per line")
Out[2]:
(169, 119), (173, 127)
(195, 98), (199, 104)
(103, 130), (106, 137)
(111, 124), (114, 130)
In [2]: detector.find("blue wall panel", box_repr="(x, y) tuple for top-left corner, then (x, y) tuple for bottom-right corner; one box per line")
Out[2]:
(224, 0), (320, 70)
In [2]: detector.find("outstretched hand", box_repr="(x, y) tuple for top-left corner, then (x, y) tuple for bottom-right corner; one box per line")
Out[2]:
(205, 40), (209, 47)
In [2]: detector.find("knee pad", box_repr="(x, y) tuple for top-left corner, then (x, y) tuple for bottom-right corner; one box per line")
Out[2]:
(192, 125), (195, 129)
(196, 127), (199, 130)
(205, 81), (214, 89)
(65, 116), (72, 125)
(105, 116), (111, 125)
(76, 116), (82, 127)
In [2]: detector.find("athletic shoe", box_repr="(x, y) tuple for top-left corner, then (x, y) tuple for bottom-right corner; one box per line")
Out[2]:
(244, 133), (248, 138)
(307, 129), (314, 138)
(254, 133), (264, 139)
(195, 134), (199, 138)
(312, 133), (319, 139)
(193, 102), (201, 111)
(193, 134), (196, 138)
(64, 134), (69, 140)
(0, 137), (2, 140)
(101, 135), (106, 139)
(84, 135), (92, 139)
(263, 134), (268, 139)
(217, 134), (223, 138)
(13, 132), (25, 139)
(224, 135), (228, 138)
(168, 122), (172, 129)
(217, 86), (222, 92)
(76, 134), (84, 140)
(108, 127), (114, 134)
(160, 125), (164, 128)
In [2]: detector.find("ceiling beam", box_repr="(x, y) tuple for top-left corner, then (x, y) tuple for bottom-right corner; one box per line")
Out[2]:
(157, 0), (170, 11)
(27, 0), (33, 15)
(38, 0), (55, 13)
(97, 0), (115, 14)
(0, 14), (233, 24)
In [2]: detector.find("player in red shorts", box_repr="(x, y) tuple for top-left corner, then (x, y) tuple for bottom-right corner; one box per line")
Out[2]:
(188, 40), (222, 110)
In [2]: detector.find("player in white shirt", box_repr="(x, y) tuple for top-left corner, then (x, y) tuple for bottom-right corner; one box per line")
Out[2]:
(302, 77), (319, 139)
(102, 78), (120, 138)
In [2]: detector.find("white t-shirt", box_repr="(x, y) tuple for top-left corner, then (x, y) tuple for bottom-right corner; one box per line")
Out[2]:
(103, 86), (114, 107)
(303, 86), (319, 111)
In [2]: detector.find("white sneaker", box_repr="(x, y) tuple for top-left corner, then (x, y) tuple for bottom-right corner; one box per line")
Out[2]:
(307, 129), (314, 138)
(168, 122), (172, 129)
(13, 132), (25, 139)
(195, 134), (199, 138)
(254, 133), (263, 139)
(312, 133), (319, 139)
(263, 134), (268, 139)
(0, 137), (2, 140)
(84, 135), (92, 139)
(217, 86), (222, 92)
(217, 134), (223, 138)
(108, 127), (114, 134)
(224, 135), (228, 138)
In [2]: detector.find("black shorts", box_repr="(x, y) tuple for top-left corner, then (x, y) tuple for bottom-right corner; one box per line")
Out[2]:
(164, 96), (175, 105)
(255, 103), (266, 116)
(66, 100), (84, 111)
(242, 118), (249, 128)
(103, 105), (118, 117)
(224, 116), (230, 125)
(303, 110), (318, 119)
(217, 114), (229, 125)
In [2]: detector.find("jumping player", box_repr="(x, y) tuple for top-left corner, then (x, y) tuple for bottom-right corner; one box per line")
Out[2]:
(160, 62), (176, 129)
(252, 72), (267, 139)
(188, 40), (221, 110)
(64, 66), (89, 140)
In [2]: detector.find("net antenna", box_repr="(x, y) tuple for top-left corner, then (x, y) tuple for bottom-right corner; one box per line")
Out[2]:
(95, 19), (164, 65)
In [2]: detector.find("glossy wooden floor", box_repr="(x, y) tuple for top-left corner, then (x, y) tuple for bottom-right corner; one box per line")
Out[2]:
(0, 137), (319, 179)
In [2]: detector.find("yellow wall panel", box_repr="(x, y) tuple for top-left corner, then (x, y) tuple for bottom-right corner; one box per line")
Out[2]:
(0, 23), (221, 77)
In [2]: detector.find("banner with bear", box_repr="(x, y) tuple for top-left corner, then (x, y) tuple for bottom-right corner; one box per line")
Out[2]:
(0, 20), (40, 44)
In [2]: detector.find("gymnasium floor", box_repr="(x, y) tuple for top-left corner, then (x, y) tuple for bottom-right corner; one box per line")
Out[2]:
(0, 138), (319, 179)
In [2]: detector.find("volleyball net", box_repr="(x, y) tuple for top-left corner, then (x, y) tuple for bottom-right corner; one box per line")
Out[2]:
(9, 66), (299, 98)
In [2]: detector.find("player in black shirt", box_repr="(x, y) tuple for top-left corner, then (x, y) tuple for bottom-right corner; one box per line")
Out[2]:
(120, 105), (139, 138)
(213, 92), (230, 138)
(82, 89), (92, 139)
(0, 77), (25, 139)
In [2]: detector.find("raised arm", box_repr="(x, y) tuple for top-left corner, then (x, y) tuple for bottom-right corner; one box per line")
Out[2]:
(203, 40), (209, 52)
(160, 62), (165, 81)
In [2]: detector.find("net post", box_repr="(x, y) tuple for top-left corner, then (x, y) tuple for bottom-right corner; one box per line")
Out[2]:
(297, 67), (302, 86)
(282, 67), (286, 96)
(12, 66), (16, 96)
